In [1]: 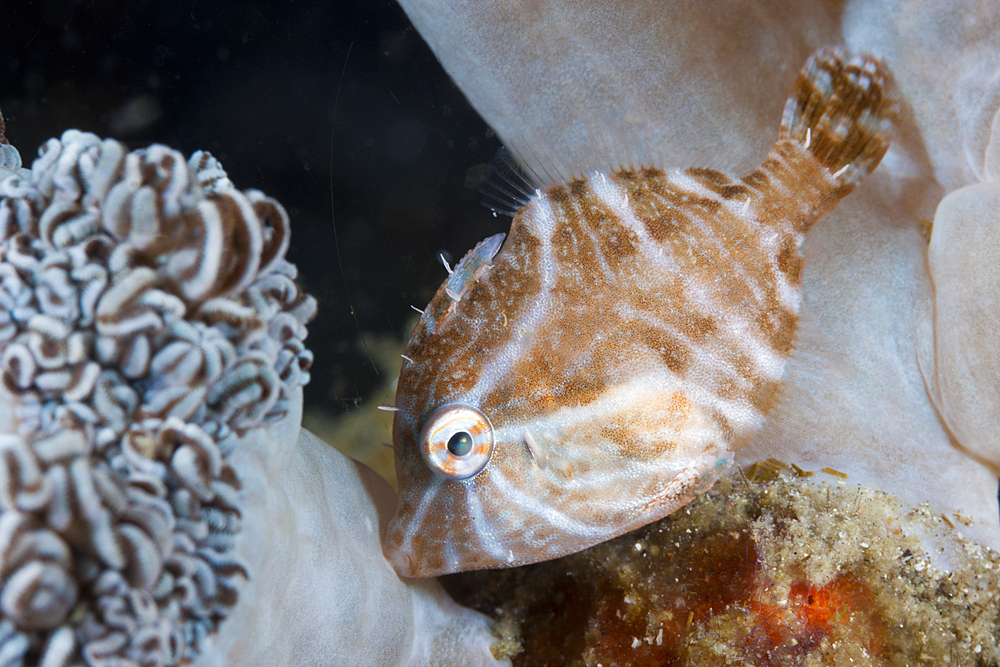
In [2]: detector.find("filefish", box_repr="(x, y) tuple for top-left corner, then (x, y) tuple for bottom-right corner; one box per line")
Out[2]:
(383, 49), (900, 577)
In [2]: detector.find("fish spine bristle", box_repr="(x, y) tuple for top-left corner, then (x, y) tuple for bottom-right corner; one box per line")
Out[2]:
(779, 48), (900, 190)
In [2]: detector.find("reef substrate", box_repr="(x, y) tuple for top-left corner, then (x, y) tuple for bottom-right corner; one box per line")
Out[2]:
(443, 465), (1000, 666)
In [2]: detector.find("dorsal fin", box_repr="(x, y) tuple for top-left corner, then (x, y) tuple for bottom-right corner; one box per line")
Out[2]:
(479, 146), (535, 217)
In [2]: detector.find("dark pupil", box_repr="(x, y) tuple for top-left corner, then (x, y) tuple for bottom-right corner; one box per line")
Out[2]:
(447, 431), (473, 457)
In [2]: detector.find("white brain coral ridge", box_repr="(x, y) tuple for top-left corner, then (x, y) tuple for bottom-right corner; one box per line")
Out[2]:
(0, 128), (316, 666)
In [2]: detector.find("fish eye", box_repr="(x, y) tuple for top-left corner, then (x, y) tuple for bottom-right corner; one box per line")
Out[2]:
(446, 431), (473, 457)
(419, 404), (494, 480)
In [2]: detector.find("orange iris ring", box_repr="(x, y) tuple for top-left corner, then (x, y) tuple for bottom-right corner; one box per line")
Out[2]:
(419, 404), (496, 480)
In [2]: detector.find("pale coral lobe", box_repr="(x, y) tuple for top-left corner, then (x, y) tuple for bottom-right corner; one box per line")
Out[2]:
(385, 49), (899, 577)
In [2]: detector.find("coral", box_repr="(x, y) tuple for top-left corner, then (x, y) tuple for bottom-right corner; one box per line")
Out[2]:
(0, 113), (509, 666)
(7, 0), (999, 662)
(443, 470), (1000, 666)
(202, 426), (507, 667)
(0, 128), (315, 665)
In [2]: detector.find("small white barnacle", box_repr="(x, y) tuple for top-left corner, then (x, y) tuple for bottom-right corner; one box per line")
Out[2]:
(0, 116), (315, 664)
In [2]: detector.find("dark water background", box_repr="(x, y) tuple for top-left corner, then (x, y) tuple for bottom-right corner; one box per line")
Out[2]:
(1, 0), (502, 416)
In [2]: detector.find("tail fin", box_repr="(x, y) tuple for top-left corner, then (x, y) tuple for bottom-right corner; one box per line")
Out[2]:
(780, 48), (900, 189)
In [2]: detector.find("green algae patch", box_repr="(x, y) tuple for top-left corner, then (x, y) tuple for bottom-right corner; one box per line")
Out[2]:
(442, 470), (1000, 666)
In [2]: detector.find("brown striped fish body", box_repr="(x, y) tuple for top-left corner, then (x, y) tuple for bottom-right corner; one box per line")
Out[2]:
(384, 49), (899, 577)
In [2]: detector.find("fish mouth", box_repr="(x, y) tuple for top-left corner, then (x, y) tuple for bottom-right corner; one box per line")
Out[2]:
(382, 540), (417, 578)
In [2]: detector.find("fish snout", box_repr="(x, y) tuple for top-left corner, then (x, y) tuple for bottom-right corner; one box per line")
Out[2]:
(382, 538), (417, 578)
